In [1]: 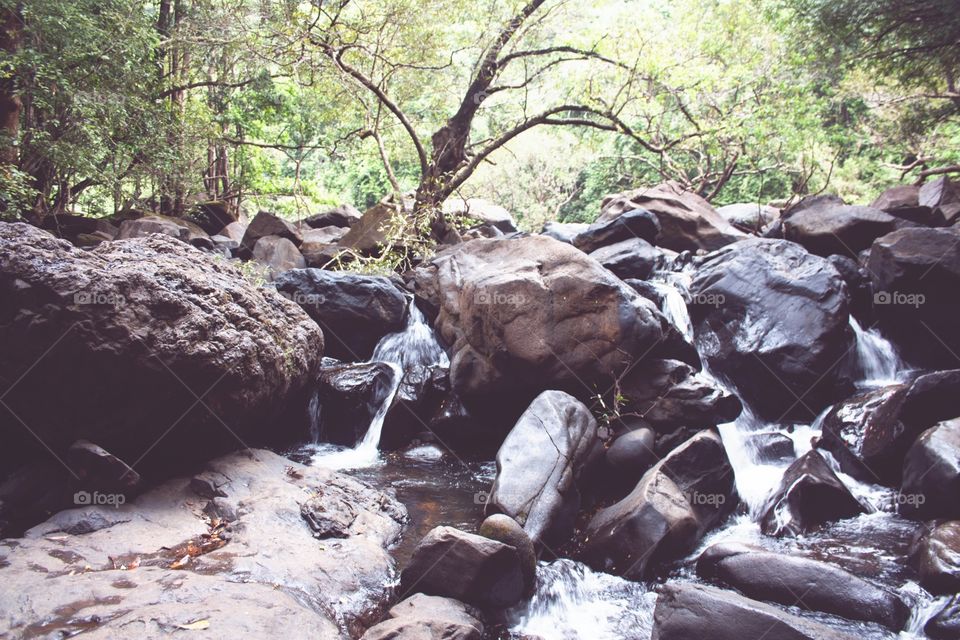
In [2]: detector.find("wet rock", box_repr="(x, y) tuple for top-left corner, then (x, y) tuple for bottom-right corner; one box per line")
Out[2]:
(911, 521), (960, 595)
(0, 450), (406, 638)
(716, 203), (778, 232)
(868, 227), (960, 369)
(598, 181), (746, 252)
(400, 526), (525, 609)
(0, 224), (323, 470)
(582, 431), (735, 579)
(239, 210), (303, 256)
(67, 440), (140, 495)
(418, 235), (684, 409)
(315, 360), (398, 446)
(760, 450), (866, 536)
(690, 238), (854, 421)
(443, 197), (518, 233)
(361, 593), (483, 640)
(541, 221), (588, 244)
(479, 514), (537, 596)
(828, 254), (873, 321)
(305, 204), (363, 229)
(188, 470), (229, 499)
(605, 427), (658, 486)
(652, 582), (860, 640)
(747, 432), (795, 462)
(117, 214), (213, 249)
(589, 237), (663, 280)
(572, 208), (661, 253)
(274, 269), (408, 360)
(783, 203), (901, 259)
(487, 391), (603, 546)
(617, 359), (741, 430)
(251, 235), (306, 279)
(901, 418), (960, 520)
(697, 542), (909, 630)
(927, 595), (960, 640)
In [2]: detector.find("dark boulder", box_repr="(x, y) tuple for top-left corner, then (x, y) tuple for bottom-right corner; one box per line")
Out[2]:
(67, 440), (141, 495)
(783, 203), (901, 259)
(572, 208), (661, 253)
(588, 237), (663, 280)
(690, 238), (854, 421)
(901, 418), (960, 520)
(927, 595), (960, 640)
(304, 204), (362, 229)
(582, 431), (735, 579)
(487, 391), (603, 546)
(920, 176), (960, 225)
(188, 201), (237, 235)
(868, 227), (960, 369)
(541, 221), (588, 244)
(274, 269), (408, 361)
(871, 184), (935, 225)
(828, 254), (873, 322)
(400, 526), (525, 609)
(479, 514), (537, 596)
(911, 521), (960, 595)
(315, 360), (398, 446)
(239, 210), (303, 256)
(716, 202), (779, 233)
(605, 427), (658, 489)
(40, 213), (118, 244)
(760, 450), (866, 536)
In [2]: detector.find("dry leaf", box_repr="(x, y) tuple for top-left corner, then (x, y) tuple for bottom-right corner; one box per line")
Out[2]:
(170, 555), (190, 570)
(178, 620), (210, 630)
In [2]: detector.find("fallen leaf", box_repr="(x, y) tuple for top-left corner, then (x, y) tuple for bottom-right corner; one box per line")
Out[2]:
(178, 620), (210, 631)
(170, 555), (190, 570)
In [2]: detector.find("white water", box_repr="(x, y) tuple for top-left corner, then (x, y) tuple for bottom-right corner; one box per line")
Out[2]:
(311, 301), (447, 470)
(849, 316), (903, 387)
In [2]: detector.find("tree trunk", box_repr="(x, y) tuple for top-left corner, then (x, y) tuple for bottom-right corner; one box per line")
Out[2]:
(0, 3), (23, 166)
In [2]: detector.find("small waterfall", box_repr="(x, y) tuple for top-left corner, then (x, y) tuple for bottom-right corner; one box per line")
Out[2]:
(650, 272), (694, 342)
(849, 317), (903, 387)
(307, 389), (321, 444)
(312, 300), (447, 470)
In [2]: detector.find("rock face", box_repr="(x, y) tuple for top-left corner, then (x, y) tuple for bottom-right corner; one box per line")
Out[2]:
(901, 418), (960, 520)
(315, 360), (399, 446)
(760, 451), (865, 536)
(697, 543), (909, 630)
(0, 450), (406, 638)
(239, 210), (303, 256)
(652, 582), (859, 640)
(782, 203), (900, 259)
(589, 237), (663, 280)
(416, 235), (681, 407)
(690, 238), (854, 421)
(0, 224), (323, 471)
(868, 227), (960, 369)
(911, 521), (960, 595)
(361, 594), (483, 640)
(582, 431), (735, 579)
(487, 391), (603, 546)
(400, 526), (525, 609)
(572, 208), (661, 254)
(599, 182), (746, 252)
(274, 269), (408, 361)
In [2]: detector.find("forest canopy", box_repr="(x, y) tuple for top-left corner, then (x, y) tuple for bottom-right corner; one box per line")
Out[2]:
(1, 0), (958, 231)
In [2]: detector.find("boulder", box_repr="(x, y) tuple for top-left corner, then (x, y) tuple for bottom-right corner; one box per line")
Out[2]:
(219, 220), (247, 243)
(0, 450), (406, 638)
(605, 427), (658, 487)
(920, 176), (960, 225)
(487, 391), (603, 546)
(315, 360), (399, 446)
(251, 235), (306, 279)
(927, 595), (960, 640)
(697, 542), (909, 630)
(302, 226), (348, 244)
(828, 254), (873, 321)
(690, 238), (854, 420)
(400, 526), (525, 609)
(305, 204), (363, 229)
(572, 208), (661, 253)
(901, 418), (960, 520)
(361, 594), (483, 640)
(715, 203), (778, 232)
(117, 214), (213, 249)
(868, 227), (960, 369)
(541, 221), (589, 244)
(598, 182), (747, 252)
(239, 210), (303, 256)
(651, 582), (860, 640)
(588, 237), (663, 280)
(760, 451), (866, 536)
(273, 269), (408, 361)
(911, 521), (960, 595)
(416, 235), (685, 408)
(871, 184), (935, 225)
(188, 201), (237, 235)
(67, 440), (140, 495)
(40, 213), (118, 244)
(582, 431), (735, 579)
(338, 203), (397, 255)
(479, 514), (537, 596)
(783, 203), (901, 258)
(443, 197), (518, 233)
(0, 224), (323, 471)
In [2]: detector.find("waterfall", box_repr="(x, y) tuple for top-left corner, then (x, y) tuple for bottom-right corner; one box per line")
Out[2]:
(849, 316), (903, 386)
(307, 389), (321, 444)
(312, 300), (447, 470)
(649, 272), (694, 342)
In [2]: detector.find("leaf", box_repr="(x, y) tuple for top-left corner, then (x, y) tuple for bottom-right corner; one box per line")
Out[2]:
(170, 555), (191, 570)
(178, 620), (211, 631)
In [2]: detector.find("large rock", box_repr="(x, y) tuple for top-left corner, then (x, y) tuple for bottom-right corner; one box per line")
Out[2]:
(400, 526), (525, 609)
(478, 514), (537, 596)
(338, 203), (397, 255)
(911, 521), (960, 595)
(239, 210), (303, 255)
(314, 360), (399, 446)
(871, 184), (935, 225)
(0, 450), (406, 638)
(760, 450), (866, 536)
(782, 203), (901, 258)
(541, 221), (588, 244)
(588, 237), (663, 280)
(582, 431), (735, 579)
(487, 391), (603, 546)
(443, 197), (518, 233)
(817, 370), (960, 485)
(690, 238), (854, 421)
(598, 181), (747, 252)
(0, 224), (323, 471)
(415, 235), (685, 407)
(605, 427), (658, 489)
(572, 208), (661, 253)
(697, 543), (909, 629)
(305, 204), (363, 229)
(651, 582), (859, 640)
(927, 595), (960, 640)
(920, 176), (960, 225)
(251, 235), (306, 279)
(188, 201), (238, 235)
(901, 418), (960, 520)
(868, 227), (960, 369)
(117, 214), (213, 249)
(274, 269), (408, 361)
(361, 594), (483, 640)
(40, 213), (118, 245)
(302, 226), (348, 245)
(716, 203), (778, 232)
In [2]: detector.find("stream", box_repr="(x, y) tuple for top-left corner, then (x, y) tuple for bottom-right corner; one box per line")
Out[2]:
(291, 276), (947, 639)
